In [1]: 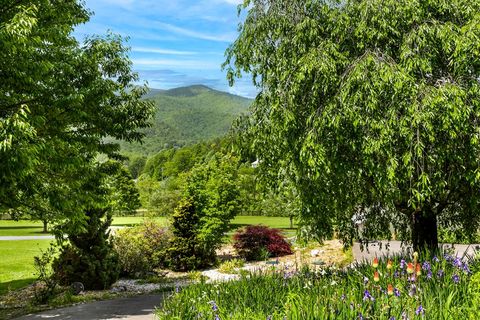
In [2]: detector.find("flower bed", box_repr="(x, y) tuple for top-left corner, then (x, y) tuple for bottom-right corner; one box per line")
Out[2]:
(157, 251), (479, 319)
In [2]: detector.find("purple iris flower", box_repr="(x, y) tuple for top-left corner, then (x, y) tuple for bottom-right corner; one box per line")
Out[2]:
(452, 274), (460, 284)
(433, 256), (439, 263)
(422, 261), (431, 271)
(394, 288), (401, 297)
(453, 257), (462, 268)
(363, 290), (374, 301)
(400, 259), (406, 269)
(415, 305), (425, 315)
(437, 269), (444, 278)
(209, 301), (218, 312)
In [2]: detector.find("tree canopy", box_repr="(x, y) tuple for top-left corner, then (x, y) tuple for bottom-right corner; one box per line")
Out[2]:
(0, 1), (153, 224)
(225, 0), (480, 251)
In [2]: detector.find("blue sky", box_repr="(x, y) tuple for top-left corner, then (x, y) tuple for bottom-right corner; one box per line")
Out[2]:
(74, 0), (256, 98)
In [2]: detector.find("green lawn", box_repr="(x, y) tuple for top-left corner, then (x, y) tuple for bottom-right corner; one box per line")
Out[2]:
(0, 240), (52, 295)
(0, 216), (296, 237)
(0, 216), (296, 294)
(0, 220), (51, 237)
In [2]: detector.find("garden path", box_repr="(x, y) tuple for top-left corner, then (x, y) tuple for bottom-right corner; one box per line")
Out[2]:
(14, 293), (165, 320)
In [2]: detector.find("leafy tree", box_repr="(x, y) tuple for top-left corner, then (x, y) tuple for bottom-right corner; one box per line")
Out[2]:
(225, 0), (480, 251)
(0, 1), (153, 225)
(168, 156), (240, 270)
(127, 155), (147, 179)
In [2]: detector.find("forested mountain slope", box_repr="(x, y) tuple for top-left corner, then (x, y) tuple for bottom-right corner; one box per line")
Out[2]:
(118, 85), (251, 155)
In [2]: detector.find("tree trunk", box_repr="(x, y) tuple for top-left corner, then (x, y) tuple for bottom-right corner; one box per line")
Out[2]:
(42, 220), (48, 233)
(289, 215), (294, 229)
(411, 208), (438, 253)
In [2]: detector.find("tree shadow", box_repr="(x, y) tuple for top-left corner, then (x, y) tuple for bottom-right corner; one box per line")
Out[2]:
(0, 278), (36, 295)
(228, 223), (296, 231)
(0, 226), (49, 235)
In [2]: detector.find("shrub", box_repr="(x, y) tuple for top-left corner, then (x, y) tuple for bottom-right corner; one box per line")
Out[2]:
(113, 220), (171, 277)
(167, 199), (211, 271)
(52, 208), (120, 290)
(233, 225), (292, 261)
(113, 228), (149, 276)
(218, 258), (245, 274)
(33, 246), (58, 304)
(167, 156), (240, 271)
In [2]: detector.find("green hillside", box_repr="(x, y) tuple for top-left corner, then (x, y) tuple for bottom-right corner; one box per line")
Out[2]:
(118, 85), (251, 155)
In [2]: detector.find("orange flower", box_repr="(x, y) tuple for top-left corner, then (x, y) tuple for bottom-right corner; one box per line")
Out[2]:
(416, 263), (421, 276)
(387, 284), (394, 295)
(374, 271), (380, 282)
(372, 257), (379, 268)
(407, 262), (414, 274)
(386, 260), (393, 270)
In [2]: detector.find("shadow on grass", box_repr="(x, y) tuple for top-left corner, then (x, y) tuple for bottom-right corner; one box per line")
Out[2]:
(0, 226), (50, 236)
(0, 226), (42, 230)
(110, 223), (140, 227)
(0, 278), (36, 295)
(228, 223), (296, 231)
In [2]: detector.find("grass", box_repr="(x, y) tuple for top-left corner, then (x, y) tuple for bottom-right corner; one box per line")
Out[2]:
(0, 220), (52, 237)
(157, 252), (480, 319)
(0, 215), (295, 295)
(0, 216), (295, 237)
(0, 240), (53, 295)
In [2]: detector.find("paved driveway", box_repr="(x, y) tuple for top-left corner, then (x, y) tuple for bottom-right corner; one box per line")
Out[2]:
(14, 293), (167, 320)
(353, 240), (480, 262)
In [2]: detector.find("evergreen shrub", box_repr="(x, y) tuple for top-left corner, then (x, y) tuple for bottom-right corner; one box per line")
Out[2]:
(52, 208), (120, 290)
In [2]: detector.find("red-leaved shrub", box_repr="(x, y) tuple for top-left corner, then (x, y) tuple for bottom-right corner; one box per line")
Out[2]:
(233, 225), (292, 261)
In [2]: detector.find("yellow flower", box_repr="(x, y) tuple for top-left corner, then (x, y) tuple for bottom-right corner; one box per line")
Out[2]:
(416, 263), (421, 276)
(386, 260), (393, 270)
(407, 262), (414, 274)
(387, 284), (394, 295)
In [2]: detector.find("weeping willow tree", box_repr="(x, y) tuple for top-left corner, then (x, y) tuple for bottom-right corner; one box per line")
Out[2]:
(225, 0), (480, 251)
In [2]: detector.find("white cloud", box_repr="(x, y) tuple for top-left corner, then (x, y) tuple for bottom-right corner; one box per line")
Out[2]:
(221, 0), (244, 5)
(153, 21), (236, 42)
(132, 47), (197, 55)
(132, 58), (220, 70)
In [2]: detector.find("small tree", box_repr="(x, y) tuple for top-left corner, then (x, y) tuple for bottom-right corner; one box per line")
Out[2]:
(52, 161), (140, 289)
(167, 156), (240, 271)
(53, 207), (120, 290)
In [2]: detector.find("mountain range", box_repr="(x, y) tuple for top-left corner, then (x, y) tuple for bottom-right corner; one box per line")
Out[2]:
(117, 85), (252, 156)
